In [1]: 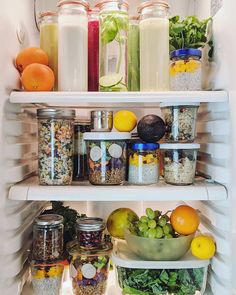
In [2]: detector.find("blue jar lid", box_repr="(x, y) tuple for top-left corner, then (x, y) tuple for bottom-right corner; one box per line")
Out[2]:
(170, 48), (202, 59)
(131, 143), (159, 151)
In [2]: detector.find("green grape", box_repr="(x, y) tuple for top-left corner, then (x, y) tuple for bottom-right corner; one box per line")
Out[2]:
(143, 230), (149, 238)
(164, 233), (173, 239)
(154, 210), (161, 218)
(156, 226), (163, 239)
(138, 222), (149, 233)
(163, 224), (170, 235)
(163, 214), (170, 222)
(148, 228), (156, 239)
(158, 216), (167, 227)
(146, 208), (155, 220)
(140, 216), (149, 223)
(148, 219), (157, 229)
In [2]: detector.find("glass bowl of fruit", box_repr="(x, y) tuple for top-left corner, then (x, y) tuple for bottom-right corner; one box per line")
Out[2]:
(124, 208), (195, 261)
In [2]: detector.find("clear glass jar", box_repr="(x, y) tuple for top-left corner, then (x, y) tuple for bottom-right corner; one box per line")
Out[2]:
(138, 1), (170, 91)
(128, 143), (159, 185)
(170, 49), (202, 91)
(160, 103), (200, 143)
(58, 0), (89, 91)
(160, 143), (200, 185)
(39, 11), (58, 91)
(128, 16), (140, 91)
(84, 132), (131, 185)
(96, 0), (129, 92)
(76, 217), (106, 249)
(67, 240), (113, 295)
(88, 9), (100, 91)
(32, 214), (64, 262)
(73, 120), (91, 181)
(37, 108), (75, 185)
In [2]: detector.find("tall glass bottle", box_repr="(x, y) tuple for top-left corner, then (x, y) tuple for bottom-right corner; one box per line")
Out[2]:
(138, 0), (170, 91)
(58, 0), (89, 91)
(96, 0), (129, 92)
(40, 11), (58, 90)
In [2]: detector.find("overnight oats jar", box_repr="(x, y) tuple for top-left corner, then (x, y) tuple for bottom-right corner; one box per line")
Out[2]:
(170, 49), (202, 91)
(84, 132), (131, 185)
(37, 108), (75, 185)
(160, 103), (199, 143)
(128, 143), (159, 185)
(160, 143), (200, 185)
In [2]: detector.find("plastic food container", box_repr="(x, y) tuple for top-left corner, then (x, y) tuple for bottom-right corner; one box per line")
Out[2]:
(170, 48), (202, 91)
(112, 241), (209, 295)
(124, 229), (194, 261)
(160, 103), (199, 143)
(128, 143), (159, 185)
(84, 132), (131, 185)
(160, 143), (200, 185)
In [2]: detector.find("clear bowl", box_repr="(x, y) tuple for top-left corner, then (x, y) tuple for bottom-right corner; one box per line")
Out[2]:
(124, 229), (194, 261)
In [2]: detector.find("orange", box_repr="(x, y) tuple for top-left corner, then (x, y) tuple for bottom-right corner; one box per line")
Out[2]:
(170, 205), (200, 235)
(16, 47), (49, 72)
(21, 63), (55, 91)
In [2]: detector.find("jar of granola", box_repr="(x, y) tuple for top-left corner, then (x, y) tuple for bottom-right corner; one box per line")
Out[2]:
(170, 49), (202, 91)
(37, 108), (75, 185)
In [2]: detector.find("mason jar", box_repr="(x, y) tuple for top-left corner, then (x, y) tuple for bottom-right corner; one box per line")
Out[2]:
(37, 108), (75, 185)
(138, 1), (170, 91)
(58, 0), (89, 91)
(96, 0), (129, 92)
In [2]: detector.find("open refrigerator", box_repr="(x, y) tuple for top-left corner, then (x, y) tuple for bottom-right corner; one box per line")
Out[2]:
(0, 0), (235, 294)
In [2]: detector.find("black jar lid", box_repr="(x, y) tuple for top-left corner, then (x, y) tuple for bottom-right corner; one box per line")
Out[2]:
(35, 214), (64, 226)
(76, 217), (106, 232)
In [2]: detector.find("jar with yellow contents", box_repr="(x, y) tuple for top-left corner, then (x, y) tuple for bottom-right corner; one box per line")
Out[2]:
(128, 143), (159, 185)
(170, 49), (202, 91)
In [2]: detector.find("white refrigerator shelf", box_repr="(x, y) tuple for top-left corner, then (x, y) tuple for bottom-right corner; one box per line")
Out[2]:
(9, 90), (228, 107)
(9, 176), (227, 201)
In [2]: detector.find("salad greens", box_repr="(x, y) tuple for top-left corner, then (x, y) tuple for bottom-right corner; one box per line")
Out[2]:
(117, 267), (205, 295)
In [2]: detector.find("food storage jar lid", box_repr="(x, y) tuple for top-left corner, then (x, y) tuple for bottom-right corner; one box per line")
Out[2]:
(35, 214), (64, 226)
(131, 143), (159, 150)
(112, 242), (209, 269)
(94, 0), (129, 9)
(138, 0), (169, 13)
(39, 11), (58, 18)
(160, 143), (200, 149)
(91, 110), (113, 118)
(170, 48), (202, 59)
(84, 132), (131, 140)
(76, 217), (106, 231)
(57, 0), (90, 9)
(160, 102), (200, 108)
(37, 108), (76, 118)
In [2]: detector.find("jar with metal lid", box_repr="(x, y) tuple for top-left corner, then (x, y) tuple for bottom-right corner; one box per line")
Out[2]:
(138, 0), (170, 91)
(91, 110), (113, 132)
(95, 0), (129, 91)
(37, 108), (75, 185)
(39, 11), (58, 90)
(32, 214), (64, 262)
(76, 217), (106, 249)
(58, 0), (89, 91)
(170, 48), (202, 91)
(128, 143), (159, 185)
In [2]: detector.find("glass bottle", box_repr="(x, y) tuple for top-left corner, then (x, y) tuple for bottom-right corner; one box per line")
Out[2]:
(138, 0), (170, 91)
(58, 0), (89, 91)
(128, 16), (140, 91)
(88, 9), (100, 91)
(96, 0), (129, 92)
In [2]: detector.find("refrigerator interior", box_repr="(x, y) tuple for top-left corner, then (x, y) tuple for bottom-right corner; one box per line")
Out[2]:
(0, 0), (235, 294)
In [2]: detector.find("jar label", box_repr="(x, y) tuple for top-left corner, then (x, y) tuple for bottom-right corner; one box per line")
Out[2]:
(108, 143), (122, 158)
(90, 146), (102, 162)
(81, 263), (97, 279)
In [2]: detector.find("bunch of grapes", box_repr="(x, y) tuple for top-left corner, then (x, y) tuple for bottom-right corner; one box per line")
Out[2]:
(129, 208), (178, 239)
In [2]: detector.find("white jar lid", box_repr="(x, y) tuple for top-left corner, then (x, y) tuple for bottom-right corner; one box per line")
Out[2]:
(160, 143), (200, 149)
(84, 132), (131, 140)
(160, 102), (200, 108)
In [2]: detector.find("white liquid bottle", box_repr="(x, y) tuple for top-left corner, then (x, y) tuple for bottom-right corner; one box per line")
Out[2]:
(139, 0), (170, 91)
(58, 0), (89, 91)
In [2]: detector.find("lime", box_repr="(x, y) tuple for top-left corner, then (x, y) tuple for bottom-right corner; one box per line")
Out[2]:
(99, 74), (123, 88)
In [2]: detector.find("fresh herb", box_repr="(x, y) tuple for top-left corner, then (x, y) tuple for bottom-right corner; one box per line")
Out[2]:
(117, 267), (205, 295)
(169, 16), (213, 59)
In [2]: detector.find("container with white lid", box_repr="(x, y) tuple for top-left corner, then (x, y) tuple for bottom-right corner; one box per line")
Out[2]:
(84, 132), (131, 185)
(112, 241), (209, 295)
(160, 143), (200, 185)
(160, 102), (200, 143)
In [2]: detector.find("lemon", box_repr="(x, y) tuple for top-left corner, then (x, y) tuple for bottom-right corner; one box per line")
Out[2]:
(114, 110), (137, 132)
(191, 235), (216, 260)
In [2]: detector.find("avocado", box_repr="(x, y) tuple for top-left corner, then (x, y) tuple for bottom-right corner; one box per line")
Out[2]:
(137, 115), (166, 143)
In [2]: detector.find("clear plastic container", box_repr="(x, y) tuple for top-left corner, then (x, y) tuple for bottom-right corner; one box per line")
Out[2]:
(170, 48), (202, 91)
(160, 143), (200, 185)
(112, 241), (209, 295)
(160, 103), (199, 143)
(84, 132), (131, 185)
(128, 143), (159, 185)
